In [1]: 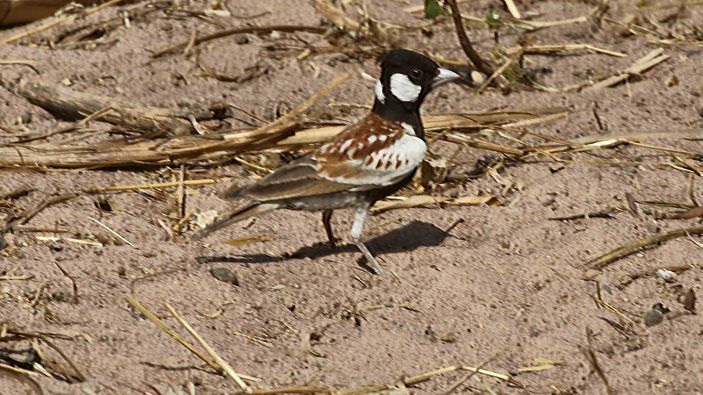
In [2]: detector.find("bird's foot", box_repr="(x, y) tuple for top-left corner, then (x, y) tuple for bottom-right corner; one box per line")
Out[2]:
(327, 237), (340, 248)
(355, 241), (383, 275)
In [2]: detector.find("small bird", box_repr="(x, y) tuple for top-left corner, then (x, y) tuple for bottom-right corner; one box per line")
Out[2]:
(197, 49), (470, 274)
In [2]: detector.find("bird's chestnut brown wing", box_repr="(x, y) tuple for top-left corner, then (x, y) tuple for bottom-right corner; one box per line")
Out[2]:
(314, 114), (427, 187)
(224, 113), (426, 202)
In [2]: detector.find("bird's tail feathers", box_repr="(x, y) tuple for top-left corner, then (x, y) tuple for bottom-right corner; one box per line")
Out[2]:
(194, 202), (278, 239)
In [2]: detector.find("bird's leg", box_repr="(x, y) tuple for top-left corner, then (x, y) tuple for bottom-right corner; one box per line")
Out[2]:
(351, 205), (382, 274)
(321, 209), (337, 247)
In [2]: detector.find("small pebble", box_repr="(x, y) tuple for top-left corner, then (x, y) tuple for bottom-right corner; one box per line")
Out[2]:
(683, 289), (696, 313)
(656, 269), (677, 283)
(644, 307), (664, 327)
(209, 267), (239, 286)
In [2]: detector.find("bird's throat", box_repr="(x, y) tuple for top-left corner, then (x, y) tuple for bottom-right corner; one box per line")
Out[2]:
(371, 99), (424, 140)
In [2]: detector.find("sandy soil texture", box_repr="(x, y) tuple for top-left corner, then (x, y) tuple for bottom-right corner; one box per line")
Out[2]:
(1, 0), (702, 394)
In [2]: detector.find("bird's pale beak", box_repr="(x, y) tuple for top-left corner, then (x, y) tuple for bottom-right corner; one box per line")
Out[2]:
(432, 68), (462, 88)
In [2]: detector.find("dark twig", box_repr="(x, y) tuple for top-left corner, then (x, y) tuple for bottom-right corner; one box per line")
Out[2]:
(445, 0), (494, 76)
(0, 186), (34, 201)
(548, 208), (619, 221)
(52, 261), (79, 303)
(583, 328), (615, 395)
(1, 193), (80, 234)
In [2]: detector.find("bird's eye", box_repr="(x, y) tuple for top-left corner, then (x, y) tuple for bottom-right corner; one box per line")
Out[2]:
(409, 68), (423, 80)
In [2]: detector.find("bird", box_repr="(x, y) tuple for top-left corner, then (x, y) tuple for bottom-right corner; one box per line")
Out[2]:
(196, 49), (473, 274)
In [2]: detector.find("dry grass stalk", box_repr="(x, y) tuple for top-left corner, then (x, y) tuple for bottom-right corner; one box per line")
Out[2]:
(588, 225), (703, 270)
(0, 326), (86, 384)
(408, 364), (520, 387)
(0, 59), (37, 66)
(524, 127), (703, 157)
(176, 165), (187, 218)
(86, 179), (219, 193)
(0, 274), (34, 280)
(566, 127), (703, 145)
(247, 386), (330, 394)
(0, 72), (351, 168)
(478, 37), (533, 92)
(251, 363), (520, 394)
(441, 353), (501, 395)
(165, 304), (250, 392)
(504, 0), (521, 19)
(281, 108), (568, 146)
(689, 175), (700, 206)
(672, 156), (703, 175)
(503, 44), (627, 57)
(314, 0), (360, 30)
(267, 72), (354, 133)
(127, 296), (260, 389)
(0, 365), (44, 394)
(126, 296), (222, 373)
(88, 217), (135, 247)
(0, 78), (193, 135)
(514, 15), (589, 30)
(0, 59), (40, 73)
(628, 141), (701, 157)
(0, 107), (567, 168)
(0, 0), (125, 45)
(635, 0), (703, 11)
(371, 194), (496, 213)
(586, 48), (669, 90)
(35, 337), (86, 382)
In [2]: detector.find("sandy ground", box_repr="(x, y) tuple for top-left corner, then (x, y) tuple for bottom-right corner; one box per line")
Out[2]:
(1, 0), (702, 394)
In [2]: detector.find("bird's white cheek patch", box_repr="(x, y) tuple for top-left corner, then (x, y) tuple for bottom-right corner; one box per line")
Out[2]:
(390, 73), (421, 102)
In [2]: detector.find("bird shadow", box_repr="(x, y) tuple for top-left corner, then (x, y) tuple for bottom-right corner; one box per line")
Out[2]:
(196, 220), (449, 267)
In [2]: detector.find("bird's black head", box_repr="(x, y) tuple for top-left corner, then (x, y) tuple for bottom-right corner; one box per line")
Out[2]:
(371, 49), (462, 135)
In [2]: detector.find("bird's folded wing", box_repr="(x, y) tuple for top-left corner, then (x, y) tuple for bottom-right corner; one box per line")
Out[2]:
(316, 133), (427, 187)
(225, 113), (426, 203)
(223, 157), (354, 201)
